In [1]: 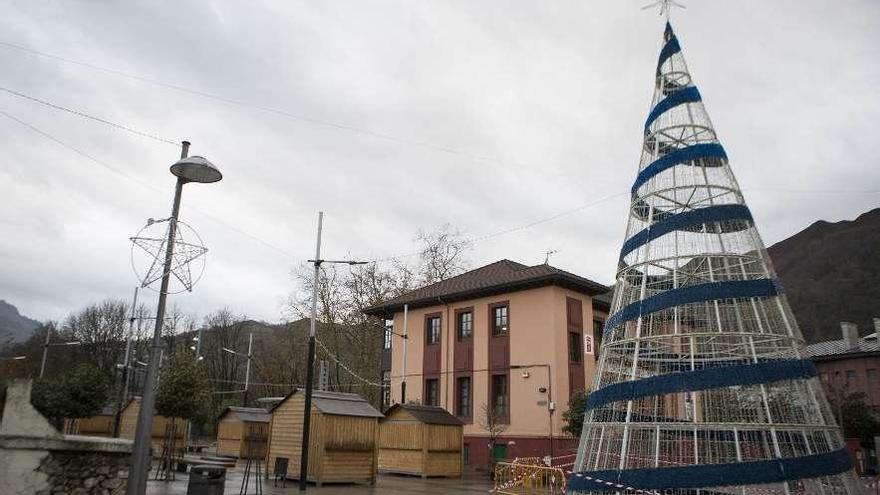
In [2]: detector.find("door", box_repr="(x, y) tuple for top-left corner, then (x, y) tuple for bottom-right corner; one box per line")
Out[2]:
(492, 443), (508, 462)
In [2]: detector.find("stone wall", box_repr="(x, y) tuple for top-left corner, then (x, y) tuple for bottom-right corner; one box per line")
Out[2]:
(37, 448), (129, 495)
(0, 380), (133, 495)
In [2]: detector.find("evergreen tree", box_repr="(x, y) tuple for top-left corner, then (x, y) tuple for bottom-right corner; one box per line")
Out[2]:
(155, 351), (211, 422)
(31, 363), (109, 426)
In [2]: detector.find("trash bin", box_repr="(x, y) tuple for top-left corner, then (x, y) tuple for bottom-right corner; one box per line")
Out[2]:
(187, 465), (226, 495)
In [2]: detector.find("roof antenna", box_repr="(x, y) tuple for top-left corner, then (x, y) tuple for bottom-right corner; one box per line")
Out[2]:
(544, 249), (559, 265)
(641, 0), (686, 21)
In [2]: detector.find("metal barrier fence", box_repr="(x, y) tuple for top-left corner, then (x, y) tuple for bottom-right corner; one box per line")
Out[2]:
(493, 461), (567, 495)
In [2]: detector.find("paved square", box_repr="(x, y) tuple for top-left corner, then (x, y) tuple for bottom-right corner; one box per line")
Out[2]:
(145, 465), (493, 495)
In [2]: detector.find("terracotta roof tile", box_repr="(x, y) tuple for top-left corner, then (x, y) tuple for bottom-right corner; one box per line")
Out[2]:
(364, 259), (609, 316)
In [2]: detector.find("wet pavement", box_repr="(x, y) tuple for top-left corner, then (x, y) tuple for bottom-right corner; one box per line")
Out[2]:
(145, 463), (494, 495)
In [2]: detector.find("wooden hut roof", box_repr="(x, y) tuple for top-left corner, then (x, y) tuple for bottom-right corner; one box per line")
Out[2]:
(383, 404), (463, 426)
(272, 389), (383, 418)
(221, 406), (270, 423)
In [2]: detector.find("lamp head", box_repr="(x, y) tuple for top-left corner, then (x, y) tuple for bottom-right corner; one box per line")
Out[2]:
(170, 156), (222, 184)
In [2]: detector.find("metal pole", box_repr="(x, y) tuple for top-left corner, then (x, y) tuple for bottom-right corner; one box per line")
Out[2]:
(186, 325), (203, 452)
(401, 304), (408, 404)
(114, 287), (138, 437)
(39, 325), (51, 379)
(126, 140), (190, 495)
(40, 325), (52, 378)
(299, 211), (323, 491)
(243, 332), (253, 406)
(195, 326), (203, 359)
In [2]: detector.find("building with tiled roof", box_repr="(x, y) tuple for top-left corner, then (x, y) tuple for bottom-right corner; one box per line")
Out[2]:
(806, 320), (880, 414)
(364, 259), (611, 470)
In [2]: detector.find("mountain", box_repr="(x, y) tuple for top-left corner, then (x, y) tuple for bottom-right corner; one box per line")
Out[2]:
(0, 300), (40, 343)
(768, 208), (880, 344)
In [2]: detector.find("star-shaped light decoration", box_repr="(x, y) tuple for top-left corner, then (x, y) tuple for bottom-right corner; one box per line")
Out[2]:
(130, 219), (208, 292)
(641, 0), (686, 20)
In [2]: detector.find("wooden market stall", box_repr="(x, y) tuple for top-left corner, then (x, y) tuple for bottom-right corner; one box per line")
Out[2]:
(118, 396), (186, 455)
(216, 406), (270, 458)
(63, 405), (116, 437)
(378, 404), (463, 478)
(265, 389), (383, 486)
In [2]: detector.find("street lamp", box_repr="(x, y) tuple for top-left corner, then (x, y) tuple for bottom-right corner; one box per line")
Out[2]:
(299, 211), (368, 491)
(39, 328), (81, 378)
(126, 142), (222, 495)
(222, 332), (253, 406)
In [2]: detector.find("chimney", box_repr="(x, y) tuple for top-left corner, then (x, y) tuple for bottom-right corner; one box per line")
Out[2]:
(874, 317), (880, 334)
(840, 322), (859, 349)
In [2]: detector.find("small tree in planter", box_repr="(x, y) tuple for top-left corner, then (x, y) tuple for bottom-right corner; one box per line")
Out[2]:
(154, 351), (211, 477)
(478, 402), (508, 478)
(31, 363), (109, 431)
(561, 390), (588, 439)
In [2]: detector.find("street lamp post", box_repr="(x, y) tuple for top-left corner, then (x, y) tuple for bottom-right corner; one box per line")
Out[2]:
(126, 142), (222, 495)
(298, 212), (368, 491)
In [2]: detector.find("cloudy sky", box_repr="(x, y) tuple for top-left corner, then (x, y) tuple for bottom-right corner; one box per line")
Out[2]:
(1, 0), (878, 324)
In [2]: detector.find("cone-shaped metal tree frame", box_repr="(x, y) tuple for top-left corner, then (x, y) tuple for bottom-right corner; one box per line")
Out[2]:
(569, 23), (863, 495)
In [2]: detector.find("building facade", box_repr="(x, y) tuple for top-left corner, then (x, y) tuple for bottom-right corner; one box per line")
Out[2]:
(365, 259), (610, 468)
(808, 320), (880, 413)
(807, 320), (880, 475)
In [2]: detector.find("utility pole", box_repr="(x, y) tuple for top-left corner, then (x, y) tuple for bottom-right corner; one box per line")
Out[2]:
(299, 211), (322, 492)
(186, 325), (203, 451)
(113, 287), (139, 438)
(39, 327), (51, 379)
(401, 304), (408, 404)
(243, 332), (253, 406)
(299, 212), (367, 491)
(39, 326), (81, 379)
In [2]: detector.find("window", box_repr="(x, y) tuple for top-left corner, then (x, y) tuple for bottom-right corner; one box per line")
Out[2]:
(491, 374), (508, 417)
(593, 319), (604, 353)
(457, 311), (473, 341)
(456, 377), (471, 417)
(568, 332), (582, 363)
(846, 370), (856, 383)
(492, 305), (509, 336)
(382, 371), (391, 408)
(383, 319), (393, 349)
(425, 378), (439, 406)
(426, 316), (441, 345)
(820, 372), (829, 382)
(867, 369), (877, 383)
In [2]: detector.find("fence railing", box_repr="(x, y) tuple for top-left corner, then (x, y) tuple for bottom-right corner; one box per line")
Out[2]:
(493, 461), (567, 494)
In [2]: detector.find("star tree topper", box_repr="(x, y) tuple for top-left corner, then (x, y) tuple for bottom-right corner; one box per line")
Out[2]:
(642, 0), (686, 20)
(130, 218), (208, 292)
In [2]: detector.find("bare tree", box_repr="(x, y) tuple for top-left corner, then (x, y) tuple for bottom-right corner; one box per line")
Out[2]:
(200, 309), (248, 407)
(63, 300), (129, 381)
(479, 402), (508, 475)
(415, 223), (471, 285)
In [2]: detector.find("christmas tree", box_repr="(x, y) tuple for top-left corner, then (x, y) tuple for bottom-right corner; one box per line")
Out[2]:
(569, 20), (862, 495)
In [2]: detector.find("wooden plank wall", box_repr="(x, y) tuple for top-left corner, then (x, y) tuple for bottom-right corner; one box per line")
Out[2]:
(265, 394), (323, 482)
(378, 410), (462, 478)
(378, 420), (423, 474)
(241, 422), (269, 459)
(63, 415), (114, 437)
(118, 401), (185, 455)
(217, 417), (243, 457)
(266, 394), (378, 485)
